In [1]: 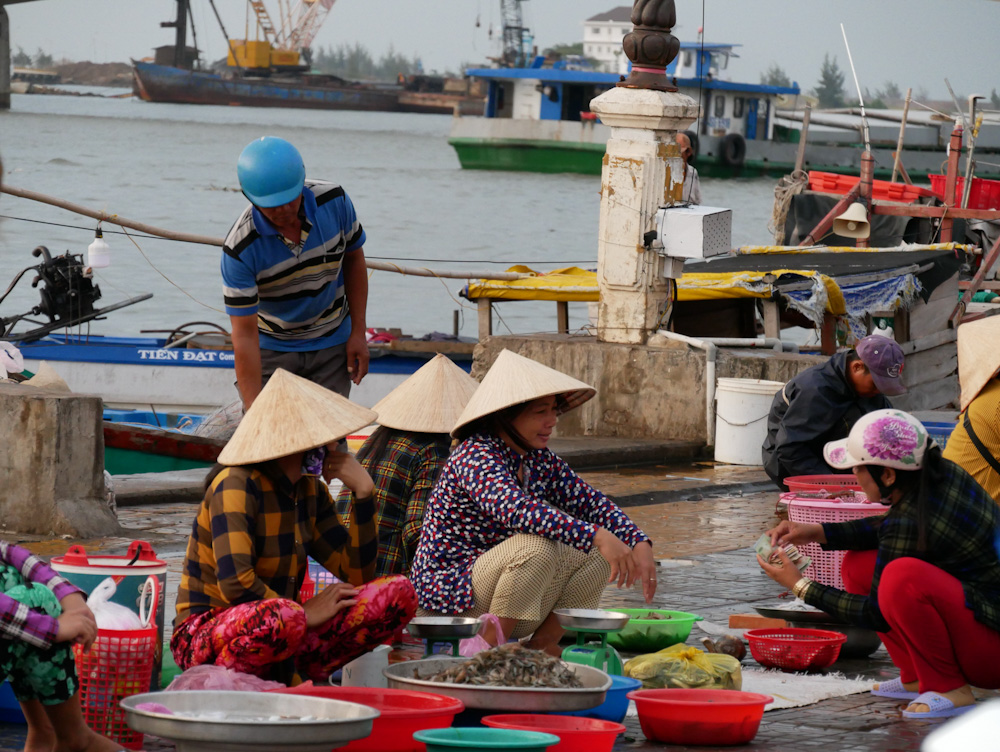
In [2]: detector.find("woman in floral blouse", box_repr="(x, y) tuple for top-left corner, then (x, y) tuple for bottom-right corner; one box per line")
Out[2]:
(759, 409), (1000, 720)
(410, 350), (656, 655)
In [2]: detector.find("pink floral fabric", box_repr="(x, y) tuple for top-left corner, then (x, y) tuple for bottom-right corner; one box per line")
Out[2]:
(171, 575), (416, 681)
(862, 415), (920, 464)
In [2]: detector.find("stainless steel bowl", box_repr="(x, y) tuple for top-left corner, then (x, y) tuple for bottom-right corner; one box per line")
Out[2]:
(383, 656), (611, 712)
(406, 616), (483, 640)
(553, 608), (631, 632)
(121, 690), (378, 752)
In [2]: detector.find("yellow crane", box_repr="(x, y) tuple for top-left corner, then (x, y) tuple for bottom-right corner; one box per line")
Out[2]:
(229, 0), (338, 70)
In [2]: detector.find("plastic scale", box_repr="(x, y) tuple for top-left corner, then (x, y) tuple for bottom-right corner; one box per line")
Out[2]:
(406, 616), (483, 658)
(554, 609), (631, 675)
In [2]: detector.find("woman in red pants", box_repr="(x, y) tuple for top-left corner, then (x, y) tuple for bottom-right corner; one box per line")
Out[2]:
(758, 409), (1000, 720)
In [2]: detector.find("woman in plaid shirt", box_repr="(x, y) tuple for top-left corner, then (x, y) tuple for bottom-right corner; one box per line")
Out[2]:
(172, 369), (416, 682)
(759, 409), (1000, 720)
(337, 354), (479, 576)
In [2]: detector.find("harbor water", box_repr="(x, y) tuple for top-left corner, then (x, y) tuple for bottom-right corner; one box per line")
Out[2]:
(0, 88), (778, 339)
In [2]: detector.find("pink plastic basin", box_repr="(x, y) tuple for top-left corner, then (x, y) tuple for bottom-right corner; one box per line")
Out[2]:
(482, 714), (625, 752)
(627, 689), (773, 746)
(273, 684), (464, 752)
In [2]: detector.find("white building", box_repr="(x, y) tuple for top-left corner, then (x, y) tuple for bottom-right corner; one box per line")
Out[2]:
(582, 6), (632, 74)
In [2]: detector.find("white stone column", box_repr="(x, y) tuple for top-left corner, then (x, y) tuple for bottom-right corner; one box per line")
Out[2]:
(590, 87), (698, 344)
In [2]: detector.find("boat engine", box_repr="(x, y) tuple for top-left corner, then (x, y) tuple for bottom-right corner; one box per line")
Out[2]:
(29, 246), (102, 323)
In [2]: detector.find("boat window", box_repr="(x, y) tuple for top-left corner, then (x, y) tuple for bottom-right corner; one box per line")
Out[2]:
(683, 51), (693, 68)
(714, 95), (726, 117)
(733, 97), (744, 118)
(591, 27), (600, 34)
(718, 53), (729, 69)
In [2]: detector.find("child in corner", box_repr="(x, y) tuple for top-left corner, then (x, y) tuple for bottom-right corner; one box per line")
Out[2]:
(0, 541), (125, 752)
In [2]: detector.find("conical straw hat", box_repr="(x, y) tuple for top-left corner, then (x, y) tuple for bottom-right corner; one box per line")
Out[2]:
(218, 369), (377, 465)
(372, 353), (480, 433)
(958, 316), (1000, 411)
(23, 361), (71, 392)
(451, 349), (595, 437)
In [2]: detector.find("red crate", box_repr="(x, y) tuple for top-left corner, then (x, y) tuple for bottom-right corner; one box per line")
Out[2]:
(784, 475), (862, 493)
(746, 628), (846, 672)
(928, 175), (1000, 210)
(808, 171), (936, 203)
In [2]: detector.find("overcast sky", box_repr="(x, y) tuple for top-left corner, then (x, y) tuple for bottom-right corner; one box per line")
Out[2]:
(7, 0), (999, 99)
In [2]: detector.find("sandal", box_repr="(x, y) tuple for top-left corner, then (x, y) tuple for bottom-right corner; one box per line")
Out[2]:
(871, 677), (919, 700)
(901, 691), (976, 720)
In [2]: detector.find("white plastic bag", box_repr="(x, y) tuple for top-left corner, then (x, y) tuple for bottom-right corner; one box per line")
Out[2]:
(459, 613), (505, 657)
(0, 342), (23, 379)
(86, 577), (142, 630)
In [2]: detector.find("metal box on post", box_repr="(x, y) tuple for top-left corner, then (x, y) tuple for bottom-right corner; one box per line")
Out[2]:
(653, 206), (733, 259)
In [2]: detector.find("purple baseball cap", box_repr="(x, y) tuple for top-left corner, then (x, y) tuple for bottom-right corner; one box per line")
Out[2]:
(856, 335), (906, 396)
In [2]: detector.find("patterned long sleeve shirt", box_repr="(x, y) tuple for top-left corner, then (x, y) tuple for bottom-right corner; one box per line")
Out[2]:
(800, 459), (1000, 633)
(0, 541), (82, 649)
(337, 433), (451, 577)
(176, 464), (377, 626)
(410, 434), (651, 613)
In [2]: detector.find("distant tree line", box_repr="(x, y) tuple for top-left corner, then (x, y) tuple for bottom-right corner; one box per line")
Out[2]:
(761, 55), (995, 110)
(310, 43), (423, 81)
(12, 47), (55, 68)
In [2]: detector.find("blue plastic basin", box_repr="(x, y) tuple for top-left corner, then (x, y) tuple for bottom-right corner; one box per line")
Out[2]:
(562, 675), (642, 723)
(0, 680), (26, 724)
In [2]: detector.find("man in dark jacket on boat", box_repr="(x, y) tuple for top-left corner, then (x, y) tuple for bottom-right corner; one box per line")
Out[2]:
(761, 334), (906, 489)
(221, 137), (369, 411)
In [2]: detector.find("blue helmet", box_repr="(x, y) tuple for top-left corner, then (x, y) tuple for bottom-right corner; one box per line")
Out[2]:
(237, 137), (305, 208)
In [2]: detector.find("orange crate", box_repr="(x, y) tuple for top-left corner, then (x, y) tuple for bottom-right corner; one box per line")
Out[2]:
(928, 175), (1000, 210)
(808, 171), (935, 203)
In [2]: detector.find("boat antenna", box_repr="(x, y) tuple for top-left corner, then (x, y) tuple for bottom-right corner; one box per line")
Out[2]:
(839, 23), (870, 154)
(943, 78), (969, 130)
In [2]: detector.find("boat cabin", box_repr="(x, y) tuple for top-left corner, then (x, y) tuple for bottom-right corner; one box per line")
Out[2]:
(467, 44), (799, 142)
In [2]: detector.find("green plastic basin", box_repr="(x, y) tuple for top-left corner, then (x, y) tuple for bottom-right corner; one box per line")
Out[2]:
(413, 727), (560, 751)
(605, 609), (703, 653)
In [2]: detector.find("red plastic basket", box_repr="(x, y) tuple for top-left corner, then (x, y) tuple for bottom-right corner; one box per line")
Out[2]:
(784, 475), (861, 493)
(745, 628), (846, 672)
(784, 495), (887, 589)
(73, 627), (158, 750)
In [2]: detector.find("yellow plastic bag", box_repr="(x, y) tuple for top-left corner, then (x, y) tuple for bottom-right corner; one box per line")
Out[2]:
(624, 644), (742, 690)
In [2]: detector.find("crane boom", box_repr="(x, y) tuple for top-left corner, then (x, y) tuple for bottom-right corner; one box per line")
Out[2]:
(500, 0), (530, 67)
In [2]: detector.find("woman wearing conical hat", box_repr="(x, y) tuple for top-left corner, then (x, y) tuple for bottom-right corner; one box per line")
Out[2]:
(337, 354), (479, 576)
(409, 350), (657, 655)
(942, 317), (1000, 502)
(171, 369), (417, 682)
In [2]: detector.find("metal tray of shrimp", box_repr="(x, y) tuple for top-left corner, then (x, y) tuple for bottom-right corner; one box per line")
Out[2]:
(383, 656), (611, 712)
(554, 608), (631, 632)
(406, 616), (483, 640)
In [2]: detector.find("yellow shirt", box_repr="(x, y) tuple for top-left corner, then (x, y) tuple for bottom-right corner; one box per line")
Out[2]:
(943, 379), (1000, 503)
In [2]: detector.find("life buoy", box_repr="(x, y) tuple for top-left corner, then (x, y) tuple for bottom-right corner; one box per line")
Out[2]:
(719, 133), (746, 167)
(683, 130), (699, 160)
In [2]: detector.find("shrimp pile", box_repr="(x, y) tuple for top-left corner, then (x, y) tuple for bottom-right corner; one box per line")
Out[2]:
(426, 643), (583, 688)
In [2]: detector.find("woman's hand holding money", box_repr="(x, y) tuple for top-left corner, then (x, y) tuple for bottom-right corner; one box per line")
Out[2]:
(767, 520), (826, 548)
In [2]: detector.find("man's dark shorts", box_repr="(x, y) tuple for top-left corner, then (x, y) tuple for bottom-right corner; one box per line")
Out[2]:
(260, 342), (351, 398)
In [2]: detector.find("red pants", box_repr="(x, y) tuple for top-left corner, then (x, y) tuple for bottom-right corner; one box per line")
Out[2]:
(842, 551), (1000, 693)
(171, 575), (416, 682)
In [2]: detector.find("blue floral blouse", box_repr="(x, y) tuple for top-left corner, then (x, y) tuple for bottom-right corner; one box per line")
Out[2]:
(410, 433), (651, 613)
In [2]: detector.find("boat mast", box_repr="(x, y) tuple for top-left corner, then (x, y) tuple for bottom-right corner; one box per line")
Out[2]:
(161, 0), (190, 69)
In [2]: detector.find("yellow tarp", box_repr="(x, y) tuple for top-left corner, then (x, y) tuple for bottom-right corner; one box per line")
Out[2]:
(464, 266), (847, 315)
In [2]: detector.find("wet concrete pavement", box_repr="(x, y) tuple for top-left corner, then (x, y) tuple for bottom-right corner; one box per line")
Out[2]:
(0, 459), (995, 751)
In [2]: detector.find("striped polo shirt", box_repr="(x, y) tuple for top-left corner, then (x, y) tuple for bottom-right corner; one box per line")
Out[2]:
(221, 179), (366, 352)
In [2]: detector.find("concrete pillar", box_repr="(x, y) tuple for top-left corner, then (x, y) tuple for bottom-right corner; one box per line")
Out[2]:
(591, 87), (698, 344)
(0, 382), (122, 538)
(0, 7), (10, 111)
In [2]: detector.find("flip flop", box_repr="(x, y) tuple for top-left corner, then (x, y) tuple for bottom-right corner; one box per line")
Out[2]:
(871, 677), (919, 700)
(901, 691), (976, 720)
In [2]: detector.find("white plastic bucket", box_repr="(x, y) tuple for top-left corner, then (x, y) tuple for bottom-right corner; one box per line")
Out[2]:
(714, 378), (785, 465)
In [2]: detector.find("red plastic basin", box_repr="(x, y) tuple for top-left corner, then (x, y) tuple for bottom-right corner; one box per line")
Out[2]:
(273, 684), (464, 752)
(627, 689), (772, 746)
(482, 714), (625, 752)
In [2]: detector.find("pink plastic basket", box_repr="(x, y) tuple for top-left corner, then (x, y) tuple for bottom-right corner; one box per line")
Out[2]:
(783, 495), (888, 589)
(784, 475), (861, 493)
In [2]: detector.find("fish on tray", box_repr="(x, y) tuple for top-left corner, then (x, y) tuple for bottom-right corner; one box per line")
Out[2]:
(423, 643), (583, 688)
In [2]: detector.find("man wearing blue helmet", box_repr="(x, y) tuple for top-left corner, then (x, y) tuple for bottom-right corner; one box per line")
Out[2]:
(222, 137), (369, 409)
